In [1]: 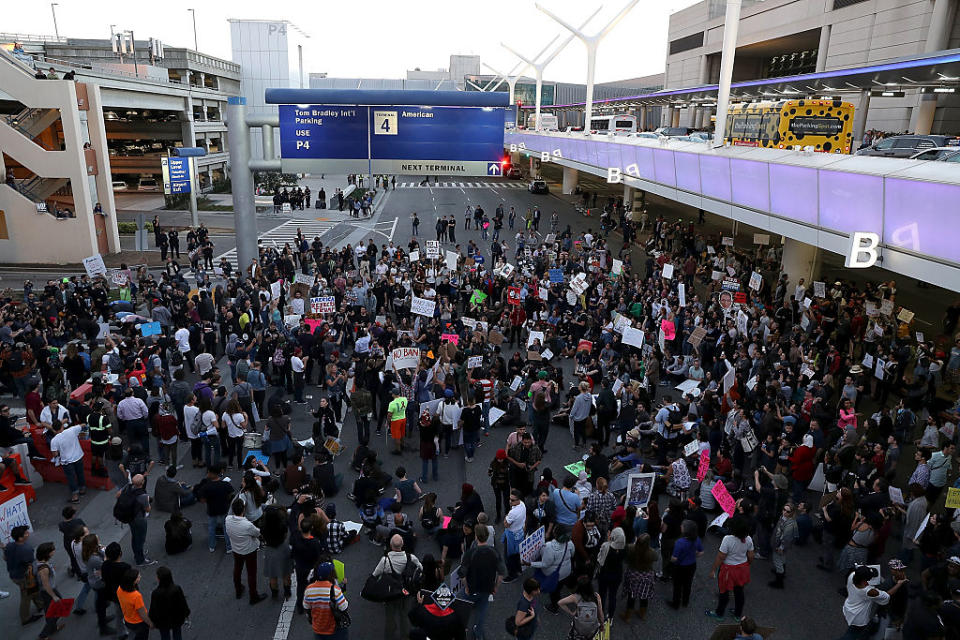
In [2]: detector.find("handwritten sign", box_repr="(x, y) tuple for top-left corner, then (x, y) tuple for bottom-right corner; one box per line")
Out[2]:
(549, 268), (564, 283)
(688, 326), (707, 347)
(411, 296), (436, 317)
(467, 355), (483, 369)
(622, 326), (645, 349)
(611, 259), (623, 276)
(392, 347), (420, 370)
(83, 254), (107, 278)
(946, 487), (960, 509)
(753, 233), (770, 245)
(311, 296), (336, 314)
(409, 250), (420, 263)
(711, 481), (736, 516)
(684, 440), (700, 457)
(564, 461), (588, 477)
(441, 333), (459, 345)
(0, 493), (32, 543)
(697, 449), (710, 482)
(519, 526), (545, 564)
(425, 241), (441, 259)
(897, 308), (915, 324)
(888, 486), (904, 506)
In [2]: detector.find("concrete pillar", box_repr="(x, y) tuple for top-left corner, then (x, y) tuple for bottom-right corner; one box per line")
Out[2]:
(85, 84), (121, 253)
(699, 54), (710, 85)
(639, 106), (647, 131)
(665, 106), (674, 128)
(672, 108), (681, 127)
(528, 154), (536, 176)
(910, 92), (939, 135)
(816, 24), (831, 73)
(781, 238), (820, 295)
(181, 96), (196, 147)
(623, 185), (634, 210)
(851, 89), (871, 150)
(562, 166), (579, 195)
(925, 0), (956, 52)
(226, 96), (258, 273)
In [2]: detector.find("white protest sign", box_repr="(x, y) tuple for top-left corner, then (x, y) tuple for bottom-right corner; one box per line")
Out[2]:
(0, 493), (32, 544)
(678, 283), (686, 307)
(392, 347), (420, 370)
(875, 358), (885, 380)
(737, 310), (749, 335)
(726, 266), (737, 277)
(445, 251), (458, 271)
(541, 348), (554, 361)
(411, 296), (436, 317)
(746, 375), (758, 391)
(684, 440), (700, 457)
(425, 241), (441, 259)
(721, 236), (734, 247)
(519, 526), (546, 564)
(622, 326), (645, 349)
(612, 259), (623, 275)
(888, 486), (904, 506)
(97, 322), (111, 340)
(723, 368), (736, 394)
(749, 272), (762, 291)
(510, 376), (523, 391)
(527, 331), (545, 348)
(662, 263), (674, 280)
(916, 331), (925, 343)
(409, 250), (420, 263)
(897, 308), (914, 324)
(707, 245), (716, 254)
(467, 355), (483, 369)
(862, 353), (874, 368)
(294, 272), (314, 285)
(711, 270), (723, 281)
(83, 254), (107, 278)
(284, 314), (301, 328)
(880, 299), (894, 316)
(271, 280), (282, 300)
(753, 233), (770, 245)
(813, 281), (826, 298)
(311, 296), (336, 314)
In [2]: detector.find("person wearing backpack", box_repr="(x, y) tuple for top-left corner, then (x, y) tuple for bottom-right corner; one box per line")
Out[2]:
(372, 534), (422, 640)
(557, 576), (604, 640)
(114, 474), (156, 567)
(303, 562), (349, 638)
(462, 525), (506, 640)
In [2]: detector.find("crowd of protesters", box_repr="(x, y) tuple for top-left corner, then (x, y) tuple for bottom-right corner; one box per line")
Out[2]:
(0, 188), (959, 640)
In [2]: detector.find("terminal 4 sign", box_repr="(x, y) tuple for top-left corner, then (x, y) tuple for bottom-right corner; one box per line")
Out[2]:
(278, 104), (505, 176)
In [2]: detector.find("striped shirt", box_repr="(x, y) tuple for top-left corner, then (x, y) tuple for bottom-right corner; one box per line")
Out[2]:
(303, 580), (347, 635)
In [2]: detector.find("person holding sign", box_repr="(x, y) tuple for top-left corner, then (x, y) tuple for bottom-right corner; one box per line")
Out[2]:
(705, 517), (754, 621)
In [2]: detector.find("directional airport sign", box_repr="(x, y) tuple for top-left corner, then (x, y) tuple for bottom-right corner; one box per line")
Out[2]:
(271, 89), (508, 177)
(161, 157), (191, 195)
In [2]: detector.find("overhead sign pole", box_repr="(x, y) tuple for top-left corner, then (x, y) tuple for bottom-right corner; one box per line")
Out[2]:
(226, 96), (258, 274)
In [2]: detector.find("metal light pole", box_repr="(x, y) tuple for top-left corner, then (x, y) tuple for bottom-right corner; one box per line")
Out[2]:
(537, 0), (639, 133)
(502, 7), (602, 131)
(298, 44), (304, 88)
(187, 9), (199, 51)
(50, 3), (60, 39)
(483, 60), (526, 93)
(712, 0), (742, 147)
(226, 97), (258, 273)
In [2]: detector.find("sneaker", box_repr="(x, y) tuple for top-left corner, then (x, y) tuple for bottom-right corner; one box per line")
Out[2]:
(465, 456), (473, 463)
(705, 610), (724, 620)
(137, 559), (157, 567)
(0, 589), (9, 598)
(209, 547), (216, 553)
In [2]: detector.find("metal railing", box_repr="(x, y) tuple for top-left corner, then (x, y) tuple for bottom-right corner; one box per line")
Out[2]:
(0, 32), (67, 44)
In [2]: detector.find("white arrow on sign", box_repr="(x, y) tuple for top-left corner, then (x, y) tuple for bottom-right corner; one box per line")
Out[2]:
(487, 162), (502, 176)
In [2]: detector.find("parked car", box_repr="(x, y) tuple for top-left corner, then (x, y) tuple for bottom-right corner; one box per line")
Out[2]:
(137, 177), (160, 192)
(112, 180), (129, 192)
(688, 131), (713, 142)
(631, 132), (660, 140)
(528, 179), (549, 194)
(655, 126), (694, 137)
(855, 134), (959, 158)
(506, 166), (523, 179)
(909, 146), (960, 162)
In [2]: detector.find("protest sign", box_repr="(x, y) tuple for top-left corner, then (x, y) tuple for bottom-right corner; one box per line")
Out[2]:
(311, 296), (336, 314)
(684, 440), (700, 457)
(445, 251), (458, 271)
(564, 461), (587, 477)
(626, 473), (655, 507)
(749, 272), (762, 291)
(139, 321), (162, 337)
(678, 283), (686, 307)
(425, 241), (441, 259)
(541, 348), (554, 361)
(467, 355), (483, 369)
(510, 376), (523, 391)
(519, 526), (546, 564)
(753, 233), (770, 245)
(441, 333), (459, 345)
(83, 254), (107, 278)
(549, 268), (564, 283)
(897, 308), (914, 324)
(888, 486), (904, 506)
(611, 259), (623, 275)
(622, 326), (645, 349)
(469, 290), (487, 305)
(662, 263), (674, 280)
(697, 449), (710, 482)
(688, 326), (707, 348)
(813, 281), (826, 298)
(294, 272), (314, 285)
(880, 299), (894, 316)
(411, 296), (436, 317)
(0, 493), (32, 543)
(946, 487), (960, 509)
(409, 250), (420, 263)
(712, 481), (736, 516)
(392, 347), (420, 370)
(721, 236), (734, 246)
(527, 331), (545, 348)
(271, 280), (283, 300)
(507, 287), (522, 305)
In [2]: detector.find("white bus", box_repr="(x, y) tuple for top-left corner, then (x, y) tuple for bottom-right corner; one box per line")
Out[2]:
(589, 114), (638, 134)
(526, 113), (559, 131)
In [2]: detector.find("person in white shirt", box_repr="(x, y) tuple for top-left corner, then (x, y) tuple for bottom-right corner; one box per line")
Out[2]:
(39, 399), (70, 431)
(224, 498), (265, 604)
(174, 326), (194, 373)
(194, 351), (215, 376)
(222, 399), (249, 470)
(199, 398), (221, 468)
(182, 395), (202, 468)
(290, 348), (307, 404)
(503, 489), (527, 582)
(840, 566), (902, 638)
(50, 423), (86, 502)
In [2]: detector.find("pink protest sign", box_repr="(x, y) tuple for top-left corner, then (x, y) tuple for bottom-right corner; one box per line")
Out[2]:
(442, 516), (451, 530)
(441, 333), (459, 345)
(662, 319), (676, 341)
(711, 480), (736, 516)
(697, 449), (710, 482)
(304, 318), (323, 334)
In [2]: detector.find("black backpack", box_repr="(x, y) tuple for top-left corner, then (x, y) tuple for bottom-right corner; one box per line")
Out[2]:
(125, 454), (148, 477)
(113, 486), (145, 524)
(398, 551), (422, 594)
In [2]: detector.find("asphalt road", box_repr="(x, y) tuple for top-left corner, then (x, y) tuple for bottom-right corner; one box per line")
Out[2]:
(2, 176), (860, 640)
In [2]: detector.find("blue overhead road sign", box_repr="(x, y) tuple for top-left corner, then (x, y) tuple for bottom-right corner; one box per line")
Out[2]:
(161, 157), (191, 195)
(487, 162), (502, 176)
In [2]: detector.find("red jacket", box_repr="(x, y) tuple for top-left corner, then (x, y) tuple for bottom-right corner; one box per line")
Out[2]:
(789, 445), (817, 482)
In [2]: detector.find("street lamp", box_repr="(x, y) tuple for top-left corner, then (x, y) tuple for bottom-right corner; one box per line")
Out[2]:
(50, 3), (60, 40)
(187, 9), (199, 52)
(502, 6), (603, 131)
(536, 0), (639, 133)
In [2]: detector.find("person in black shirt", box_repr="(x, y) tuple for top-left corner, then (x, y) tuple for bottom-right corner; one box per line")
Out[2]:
(195, 465), (235, 553)
(100, 542), (131, 627)
(290, 518), (322, 615)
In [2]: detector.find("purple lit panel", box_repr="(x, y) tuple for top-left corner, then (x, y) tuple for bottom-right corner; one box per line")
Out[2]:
(730, 159), (770, 212)
(674, 152), (701, 192)
(769, 164), (817, 224)
(699, 155), (731, 202)
(633, 147), (656, 180)
(653, 149), (677, 186)
(884, 177), (960, 265)
(557, 138), (575, 161)
(818, 170), (882, 234)
(596, 142), (615, 172)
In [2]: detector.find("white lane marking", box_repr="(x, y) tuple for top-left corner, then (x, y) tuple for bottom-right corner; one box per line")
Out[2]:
(272, 572), (297, 640)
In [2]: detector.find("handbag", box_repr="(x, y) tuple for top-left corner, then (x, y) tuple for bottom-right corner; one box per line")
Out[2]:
(360, 556), (406, 602)
(505, 614), (535, 639)
(583, 415), (595, 438)
(533, 543), (568, 593)
(329, 585), (351, 629)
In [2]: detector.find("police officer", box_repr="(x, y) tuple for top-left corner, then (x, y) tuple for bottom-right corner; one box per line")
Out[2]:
(87, 400), (112, 477)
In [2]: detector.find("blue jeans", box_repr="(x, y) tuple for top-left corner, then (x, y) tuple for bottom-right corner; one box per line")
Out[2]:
(463, 430), (478, 460)
(203, 435), (221, 467)
(315, 628), (348, 639)
(481, 400), (491, 434)
(74, 579), (92, 611)
(209, 514), (230, 552)
(63, 458), (85, 495)
(131, 517), (148, 564)
(468, 592), (491, 640)
(420, 457), (438, 483)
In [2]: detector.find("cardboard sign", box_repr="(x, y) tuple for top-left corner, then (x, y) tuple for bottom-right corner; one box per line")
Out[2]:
(688, 326), (707, 347)
(425, 241), (441, 259)
(711, 481), (736, 516)
(946, 487), (960, 509)
(697, 449), (710, 482)
(392, 347), (420, 370)
(519, 526), (546, 564)
(897, 308), (914, 324)
(411, 296), (436, 317)
(311, 296), (336, 314)
(82, 254), (107, 277)
(441, 333), (459, 345)
(753, 233), (770, 245)
(0, 493), (32, 543)
(467, 355), (483, 369)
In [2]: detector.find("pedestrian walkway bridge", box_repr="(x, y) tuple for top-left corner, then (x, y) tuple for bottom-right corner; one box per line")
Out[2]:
(506, 131), (960, 290)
